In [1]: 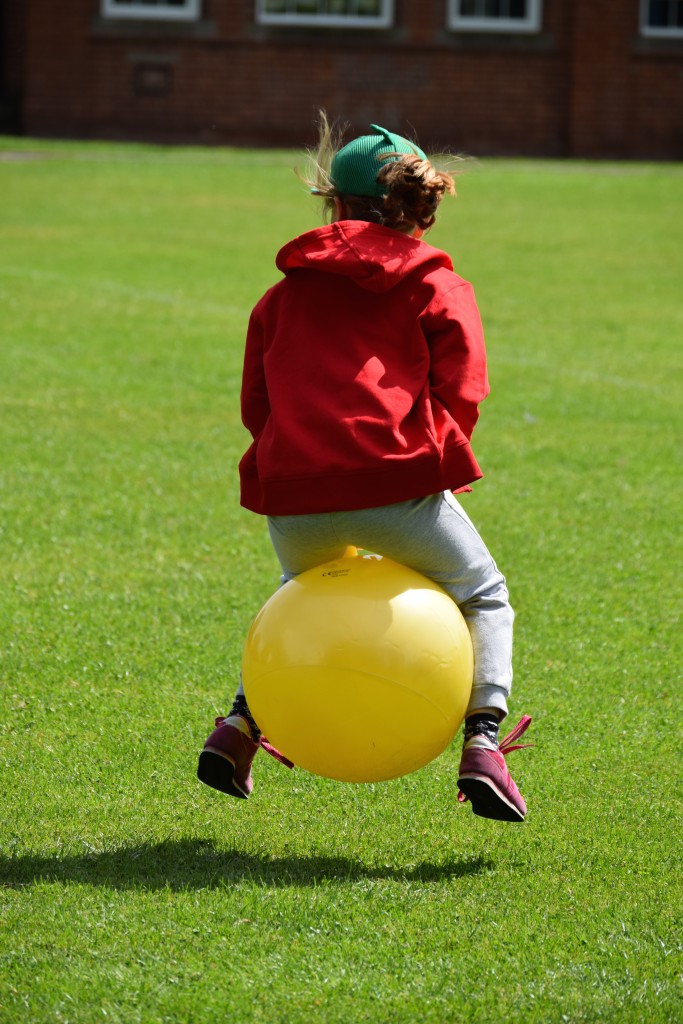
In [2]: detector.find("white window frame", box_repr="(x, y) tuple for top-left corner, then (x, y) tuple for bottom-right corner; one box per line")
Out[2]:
(639, 0), (683, 37)
(102, 0), (201, 22)
(255, 0), (394, 30)
(448, 0), (542, 34)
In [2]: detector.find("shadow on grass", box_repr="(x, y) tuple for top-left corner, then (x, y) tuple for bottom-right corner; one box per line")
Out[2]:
(0, 839), (492, 891)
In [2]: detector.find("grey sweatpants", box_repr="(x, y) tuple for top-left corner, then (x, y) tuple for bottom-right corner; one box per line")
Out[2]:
(264, 491), (514, 719)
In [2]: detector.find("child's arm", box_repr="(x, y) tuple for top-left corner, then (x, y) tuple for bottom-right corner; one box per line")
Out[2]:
(241, 307), (269, 440)
(424, 280), (490, 442)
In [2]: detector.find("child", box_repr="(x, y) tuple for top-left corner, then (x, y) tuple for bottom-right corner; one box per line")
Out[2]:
(198, 116), (532, 822)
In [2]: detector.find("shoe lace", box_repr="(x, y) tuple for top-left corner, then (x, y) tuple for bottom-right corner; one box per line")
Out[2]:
(214, 716), (295, 770)
(498, 714), (534, 756)
(457, 714), (533, 804)
(260, 738), (295, 770)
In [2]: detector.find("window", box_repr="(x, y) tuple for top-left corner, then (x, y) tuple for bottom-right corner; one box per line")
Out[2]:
(640, 0), (683, 37)
(102, 0), (200, 21)
(255, 0), (394, 29)
(448, 0), (541, 33)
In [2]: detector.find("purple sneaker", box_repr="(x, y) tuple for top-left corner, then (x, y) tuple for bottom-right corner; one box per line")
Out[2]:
(197, 715), (294, 799)
(457, 715), (532, 822)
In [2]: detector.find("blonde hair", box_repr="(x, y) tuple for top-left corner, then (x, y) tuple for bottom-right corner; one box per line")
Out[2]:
(301, 110), (458, 233)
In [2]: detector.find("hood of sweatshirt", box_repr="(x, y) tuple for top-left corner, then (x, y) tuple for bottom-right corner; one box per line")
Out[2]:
(275, 220), (454, 294)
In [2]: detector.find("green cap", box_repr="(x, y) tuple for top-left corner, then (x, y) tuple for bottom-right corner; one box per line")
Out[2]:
(330, 124), (426, 198)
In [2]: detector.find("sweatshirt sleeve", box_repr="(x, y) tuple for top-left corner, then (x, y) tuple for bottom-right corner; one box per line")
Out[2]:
(241, 305), (270, 440)
(423, 279), (490, 442)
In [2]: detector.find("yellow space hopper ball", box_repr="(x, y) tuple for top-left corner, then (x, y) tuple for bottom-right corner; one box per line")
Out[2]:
(242, 548), (473, 784)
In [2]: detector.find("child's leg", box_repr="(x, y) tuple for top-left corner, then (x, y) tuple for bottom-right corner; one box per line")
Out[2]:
(418, 490), (513, 721)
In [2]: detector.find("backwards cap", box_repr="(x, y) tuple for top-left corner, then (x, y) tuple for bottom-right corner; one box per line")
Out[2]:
(330, 124), (426, 198)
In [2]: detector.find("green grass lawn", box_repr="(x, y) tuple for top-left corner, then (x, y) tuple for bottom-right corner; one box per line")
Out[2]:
(1, 137), (681, 1023)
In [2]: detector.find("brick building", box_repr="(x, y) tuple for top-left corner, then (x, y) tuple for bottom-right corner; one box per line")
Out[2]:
(2, 1), (682, 158)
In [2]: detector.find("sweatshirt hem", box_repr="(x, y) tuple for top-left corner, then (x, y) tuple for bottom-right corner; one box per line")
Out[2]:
(240, 445), (482, 516)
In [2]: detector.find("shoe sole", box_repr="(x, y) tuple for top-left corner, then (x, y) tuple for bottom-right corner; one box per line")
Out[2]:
(458, 775), (525, 822)
(197, 748), (249, 799)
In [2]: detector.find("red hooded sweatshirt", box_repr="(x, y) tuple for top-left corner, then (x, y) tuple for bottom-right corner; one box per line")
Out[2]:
(239, 220), (489, 516)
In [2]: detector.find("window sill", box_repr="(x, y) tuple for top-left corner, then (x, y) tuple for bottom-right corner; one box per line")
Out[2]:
(436, 29), (556, 52)
(90, 16), (217, 40)
(247, 22), (405, 45)
(633, 34), (683, 56)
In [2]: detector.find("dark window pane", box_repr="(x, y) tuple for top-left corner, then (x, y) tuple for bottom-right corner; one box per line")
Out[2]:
(648, 0), (669, 26)
(356, 0), (381, 15)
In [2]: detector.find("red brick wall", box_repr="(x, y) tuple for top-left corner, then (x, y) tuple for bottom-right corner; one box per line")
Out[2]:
(569, 0), (683, 158)
(16, 0), (683, 159)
